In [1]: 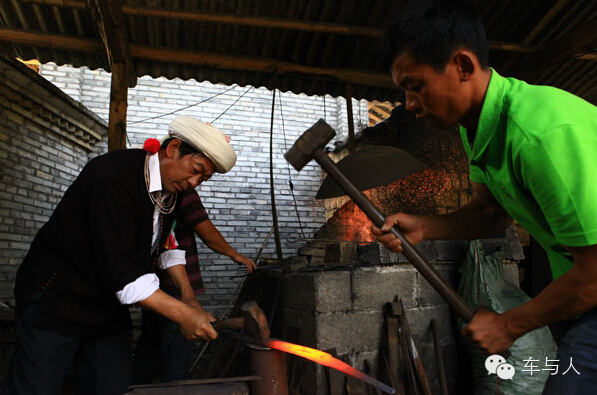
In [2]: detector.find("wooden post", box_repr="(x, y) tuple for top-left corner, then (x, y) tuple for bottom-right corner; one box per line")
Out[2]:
(108, 62), (127, 151)
(345, 83), (355, 152)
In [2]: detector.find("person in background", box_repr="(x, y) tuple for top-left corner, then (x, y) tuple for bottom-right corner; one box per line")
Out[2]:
(373, 1), (597, 394)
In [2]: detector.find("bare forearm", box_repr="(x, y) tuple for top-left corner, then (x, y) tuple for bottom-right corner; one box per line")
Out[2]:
(195, 219), (256, 272)
(422, 200), (512, 240)
(196, 220), (239, 258)
(139, 289), (217, 340)
(166, 265), (196, 300)
(138, 289), (193, 323)
(504, 247), (597, 338)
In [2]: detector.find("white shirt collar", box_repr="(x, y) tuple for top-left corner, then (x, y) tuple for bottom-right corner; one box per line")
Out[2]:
(148, 153), (162, 193)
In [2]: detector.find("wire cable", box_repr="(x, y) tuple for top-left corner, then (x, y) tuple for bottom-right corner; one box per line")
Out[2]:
(211, 86), (253, 124)
(278, 91), (306, 238)
(129, 84), (238, 125)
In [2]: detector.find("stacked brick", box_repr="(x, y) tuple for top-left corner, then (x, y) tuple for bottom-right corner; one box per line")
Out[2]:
(283, 240), (521, 395)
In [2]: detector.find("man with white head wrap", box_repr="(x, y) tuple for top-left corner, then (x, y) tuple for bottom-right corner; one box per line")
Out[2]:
(5, 116), (245, 395)
(168, 115), (237, 173)
(132, 116), (256, 383)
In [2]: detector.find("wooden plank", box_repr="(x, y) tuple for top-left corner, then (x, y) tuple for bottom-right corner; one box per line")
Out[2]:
(108, 62), (127, 151)
(0, 27), (395, 89)
(129, 44), (395, 89)
(0, 27), (104, 53)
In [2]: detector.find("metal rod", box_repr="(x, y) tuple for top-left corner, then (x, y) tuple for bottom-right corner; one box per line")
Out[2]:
(255, 226), (275, 262)
(269, 88), (283, 261)
(431, 319), (449, 395)
(312, 148), (474, 322)
(345, 83), (356, 152)
(128, 375), (261, 389)
(267, 339), (395, 394)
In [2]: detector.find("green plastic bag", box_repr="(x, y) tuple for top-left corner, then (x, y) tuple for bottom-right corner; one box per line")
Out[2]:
(456, 240), (557, 395)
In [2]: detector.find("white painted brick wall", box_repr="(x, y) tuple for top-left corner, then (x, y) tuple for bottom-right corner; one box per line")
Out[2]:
(38, 63), (368, 315)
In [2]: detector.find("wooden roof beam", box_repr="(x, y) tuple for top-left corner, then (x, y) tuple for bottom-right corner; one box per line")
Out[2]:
(0, 28), (395, 89)
(522, 17), (597, 80)
(3, 27), (597, 89)
(500, 0), (573, 72)
(13, 0), (582, 56)
(84, 0), (133, 151)
(84, 0), (135, 87)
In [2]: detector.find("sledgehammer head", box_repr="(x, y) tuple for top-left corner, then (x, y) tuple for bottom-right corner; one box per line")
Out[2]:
(285, 119), (336, 171)
(241, 300), (271, 344)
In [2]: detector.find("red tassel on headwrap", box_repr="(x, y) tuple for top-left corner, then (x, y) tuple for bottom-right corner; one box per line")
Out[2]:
(143, 138), (160, 154)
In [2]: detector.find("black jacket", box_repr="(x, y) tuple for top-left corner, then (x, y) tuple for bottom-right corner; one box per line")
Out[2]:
(15, 149), (178, 337)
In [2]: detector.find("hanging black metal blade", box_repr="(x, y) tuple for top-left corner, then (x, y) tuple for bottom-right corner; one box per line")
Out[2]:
(316, 145), (427, 199)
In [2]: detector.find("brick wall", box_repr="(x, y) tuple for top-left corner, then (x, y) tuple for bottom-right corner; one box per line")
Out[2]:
(40, 63), (368, 315)
(0, 106), (98, 303)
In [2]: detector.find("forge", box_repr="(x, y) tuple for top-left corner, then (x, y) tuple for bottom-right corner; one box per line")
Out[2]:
(279, 112), (525, 395)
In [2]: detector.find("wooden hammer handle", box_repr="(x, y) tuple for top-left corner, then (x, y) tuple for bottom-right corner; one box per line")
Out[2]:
(210, 317), (244, 332)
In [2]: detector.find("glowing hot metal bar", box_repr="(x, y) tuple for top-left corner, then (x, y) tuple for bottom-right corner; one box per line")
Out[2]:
(219, 330), (395, 394)
(267, 339), (395, 394)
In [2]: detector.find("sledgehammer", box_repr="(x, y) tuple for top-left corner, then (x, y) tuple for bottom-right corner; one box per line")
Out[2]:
(285, 119), (474, 322)
(210, 300), (271, 344)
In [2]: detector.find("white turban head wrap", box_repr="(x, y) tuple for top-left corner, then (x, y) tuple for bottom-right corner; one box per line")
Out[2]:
(167, 116), (237, 173)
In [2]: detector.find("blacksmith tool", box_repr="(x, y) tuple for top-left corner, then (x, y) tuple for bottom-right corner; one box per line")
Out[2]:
(395, 299), (432, 395)
(430, 319), (448, 395)
(218, 332), (396, 394)
(215, 301), (395, 394)
(189, 232), (272, 375)
(210, 300), (271, 344)
(127, 375), (261, 390)
(384, 303), (406, 395)
(211, 300), (287, 395)
(316, 145), (427, 199)
(285, 119), (474, 323)
(390, 301), (419, 395)
(265, 339), (395, 394)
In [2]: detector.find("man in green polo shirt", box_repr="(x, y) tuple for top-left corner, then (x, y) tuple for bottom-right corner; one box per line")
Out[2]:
(372, 1), (597, 393)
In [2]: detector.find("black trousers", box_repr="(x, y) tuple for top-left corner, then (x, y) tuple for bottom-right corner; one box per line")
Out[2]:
(131, 309), (194, 384)
(2, 296), (131, 395)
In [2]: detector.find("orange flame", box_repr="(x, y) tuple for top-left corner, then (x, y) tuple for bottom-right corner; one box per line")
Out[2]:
(327, 169), (458, 243)
(342, 203), (373, 243)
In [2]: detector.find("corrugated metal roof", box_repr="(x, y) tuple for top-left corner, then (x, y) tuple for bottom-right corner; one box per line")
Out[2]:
(0, 0), (596, 104)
